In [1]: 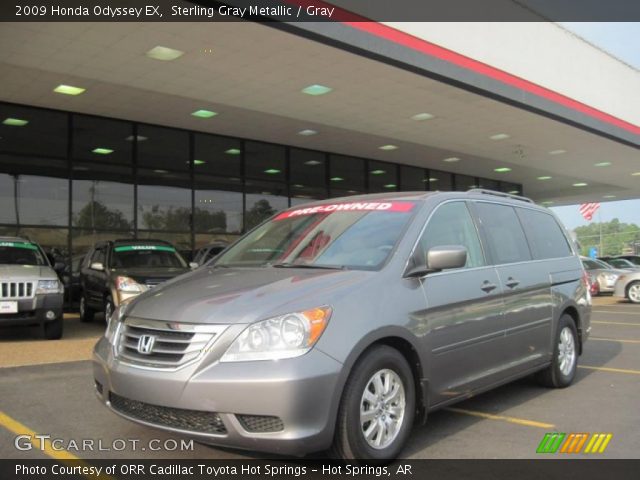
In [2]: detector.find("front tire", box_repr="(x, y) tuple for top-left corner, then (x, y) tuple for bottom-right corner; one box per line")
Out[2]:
(627, 281), (640, 304)
(537, 314), (578, 388)
(79, 296), (95, 323)
(332, 345), (415, 461)
(43, 317), (63, 340)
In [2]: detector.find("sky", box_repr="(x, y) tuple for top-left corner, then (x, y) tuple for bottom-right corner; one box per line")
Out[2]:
(548, 23), (640, 232)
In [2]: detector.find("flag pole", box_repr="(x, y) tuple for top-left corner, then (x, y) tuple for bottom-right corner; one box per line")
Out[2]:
(599, 207), (603, 256)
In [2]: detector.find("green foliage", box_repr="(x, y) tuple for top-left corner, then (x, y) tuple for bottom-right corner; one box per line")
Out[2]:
(245, 199), (276, 230)
(574, 218), (640, 256)
(141, 206), (227, 232)
(74, 201), (131, 230)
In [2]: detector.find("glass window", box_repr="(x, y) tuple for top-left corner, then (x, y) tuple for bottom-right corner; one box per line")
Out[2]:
(194, 175), (243, 234)
(290, 148), (327, 201)
(418, 202), (485, 269)
(516, 208), (571, 260)
(478, 178), (499, 190)
(369, 161), (397, 193)
(14, 174), (69, 226)
(73, 115), (132, 165)
(400, 166), (427, 191)
(454, 174), (478, 191)
(426, 169), (452, 191)
(137, 169), (191, 231)
(0, 241), (47, 266)
(136, 231), (192, 253)
(0, 104), (67, 158)
(244, 141), (285, 181)
(0, 173), (16, 225)
(72, 163), (134, 230)
(474, 202), (531, 264)
(72, 230), (134, 262)
(244, 180), (288, 231)
(137, 125), (189, 172)
(582, 259), (600, 270)
(500, 182), (522, 195)
(193, 134), (242, 177)
(329, 155), (365, 194)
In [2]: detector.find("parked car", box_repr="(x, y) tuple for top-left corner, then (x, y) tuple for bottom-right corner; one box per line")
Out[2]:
(0, 236), (65, 339)
(193, 241), (229, 266)
(613, 271), (640, 304)
(93, 190), (591, 460)
(80, 239), (195, 322)
(599, 257), (640, 271)
(60, 253), (86, 307)
(614, 255), (640, 267)
(580, 257), (625, 295)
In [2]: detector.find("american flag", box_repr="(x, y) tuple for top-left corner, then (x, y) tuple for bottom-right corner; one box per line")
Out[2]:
(579, 202), (600, 221)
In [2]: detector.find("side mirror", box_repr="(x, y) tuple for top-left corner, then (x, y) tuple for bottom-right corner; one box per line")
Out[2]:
(189, 262), (199, 269)
(53, 261), (65, 273)
(405, 245), (467, 278)
(90, 262), (105, 272)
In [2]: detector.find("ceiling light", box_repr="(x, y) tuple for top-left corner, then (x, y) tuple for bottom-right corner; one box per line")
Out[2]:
(146, 46), (185, 61)
(594, 161), (612, 167)
(632, 172), (640, 176)
(371, 169), (386, 175)
(125, 135), (148, 142)
(537, 176), (552, 180)
(3, 117), (28, 126)
(92, 147), (113, 155)
(411, 112), (434, 121)
(301, 84), (332, 96)
(541, 201), (554, 205)
(573, 182), (588, 187)
(330, 177), (344, 182)
(384, 184), (397, 189)
(305, 160), (322, 166)
(489, 133), (510, 140)
(549, 149), (566, 155)
(298, 129), (318, 136)
(443, 157), (460, 163)
(427, 178), (438, 182)
(193, 159), (206, 165)
(379, 145), (398, 151)
(225, 148), (241, 155)
(603, 195), (616, 199)
(508, 190), (520, 194)
(494, 167), (512, 173)
(154, 169), (169, 174)
(264, 168), (281, 174)
(53, 84), (86, 96)
(191, 109), (217, 118)
(293, 184), (305, 188)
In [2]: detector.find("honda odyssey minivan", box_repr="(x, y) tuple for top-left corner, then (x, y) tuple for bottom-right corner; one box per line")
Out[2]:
(93, 190), (591, 460)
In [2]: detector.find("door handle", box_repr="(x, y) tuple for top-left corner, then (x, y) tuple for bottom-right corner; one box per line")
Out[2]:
(481, 281), (497, 293)
(505, 277), (520, 289)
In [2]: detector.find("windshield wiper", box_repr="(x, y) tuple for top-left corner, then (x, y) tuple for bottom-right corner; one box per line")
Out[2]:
(270, 262), (346, 270)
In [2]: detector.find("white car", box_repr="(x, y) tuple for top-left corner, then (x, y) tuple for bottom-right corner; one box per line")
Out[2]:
(613, 271), (640, 304)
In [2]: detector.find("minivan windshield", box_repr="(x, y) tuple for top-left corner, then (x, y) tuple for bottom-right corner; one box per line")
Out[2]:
(0, 241), (47, 266)
(214, 201), (418, 270)
(110, 245), (186, 269)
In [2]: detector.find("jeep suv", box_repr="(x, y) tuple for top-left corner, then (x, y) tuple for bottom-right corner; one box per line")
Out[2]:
(79, 239), (193, 323)
(94, 190), (590, 460)
(0, 237), (64, 339)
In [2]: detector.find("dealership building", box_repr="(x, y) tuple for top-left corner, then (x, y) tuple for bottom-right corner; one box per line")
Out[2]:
(0, 8), (638, 271)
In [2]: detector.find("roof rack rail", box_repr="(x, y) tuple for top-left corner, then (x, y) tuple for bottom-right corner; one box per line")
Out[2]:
(467, 189), (534, 204)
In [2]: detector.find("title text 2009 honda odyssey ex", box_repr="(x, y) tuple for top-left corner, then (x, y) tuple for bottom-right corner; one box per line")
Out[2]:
(93, 190), (591, 460)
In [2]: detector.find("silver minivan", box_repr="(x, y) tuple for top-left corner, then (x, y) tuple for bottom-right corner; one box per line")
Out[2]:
(93, 190), (591, 460)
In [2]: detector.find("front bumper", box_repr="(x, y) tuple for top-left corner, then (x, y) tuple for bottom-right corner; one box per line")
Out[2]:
(0, 294), (63, 327)
(93, 336), (343, 456)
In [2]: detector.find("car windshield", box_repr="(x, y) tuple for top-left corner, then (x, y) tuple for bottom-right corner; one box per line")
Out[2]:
(0, 241), (47, 266)
(110, 245), (186, 269)
(214, 201), (418, 270)
(607, 258), (634, 268)
(592, 259), (613, 269)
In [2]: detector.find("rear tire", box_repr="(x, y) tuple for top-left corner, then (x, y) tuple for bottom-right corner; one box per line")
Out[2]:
(79, 295), (95, 323)
(537, 314), (578, 388)
(43, 317), (63, 340)
(627, 281), (640, 304)
(331, 345), (415, 462)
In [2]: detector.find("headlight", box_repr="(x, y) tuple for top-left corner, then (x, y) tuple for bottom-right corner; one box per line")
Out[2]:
(605, 274), (618, 282)
(115, 276), (146, 293)
(220, 306), (332, 362)
(36, 279), (61, 294)
(105, 301), (129, 344)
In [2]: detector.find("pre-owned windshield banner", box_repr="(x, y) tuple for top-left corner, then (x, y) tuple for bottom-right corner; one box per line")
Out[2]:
(275, 201), (415, 220)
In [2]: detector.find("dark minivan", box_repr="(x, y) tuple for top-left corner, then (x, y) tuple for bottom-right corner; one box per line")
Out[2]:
(80, 239), (193, 322)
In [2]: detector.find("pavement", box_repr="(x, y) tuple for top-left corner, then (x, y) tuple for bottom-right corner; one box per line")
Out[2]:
(0, 296), (638, 460)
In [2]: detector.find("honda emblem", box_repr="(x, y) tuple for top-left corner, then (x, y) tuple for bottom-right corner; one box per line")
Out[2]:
(137, 335), (155, 355)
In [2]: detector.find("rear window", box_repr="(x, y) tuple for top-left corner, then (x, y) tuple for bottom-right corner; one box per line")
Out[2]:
(516, 208), (572, 260)
(110, 244), (186, 269)
(0, 241), (46, 266)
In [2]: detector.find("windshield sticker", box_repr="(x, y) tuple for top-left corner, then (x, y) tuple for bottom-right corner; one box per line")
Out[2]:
(0, 241), (38, 250)
(114, 245), (176, 253)
(275, 201), (415, 220)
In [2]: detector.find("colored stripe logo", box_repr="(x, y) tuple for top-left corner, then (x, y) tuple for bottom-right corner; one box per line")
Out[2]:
(537, 433), (612, 454)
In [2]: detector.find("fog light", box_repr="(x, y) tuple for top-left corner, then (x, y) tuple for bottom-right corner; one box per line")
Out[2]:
(46, 310), (56, 320)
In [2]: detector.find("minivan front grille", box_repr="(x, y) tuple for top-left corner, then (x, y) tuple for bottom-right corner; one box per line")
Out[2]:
(116, 317), (227, 370)
(0, 281), (34, 299)
(109, 393), (227, 435)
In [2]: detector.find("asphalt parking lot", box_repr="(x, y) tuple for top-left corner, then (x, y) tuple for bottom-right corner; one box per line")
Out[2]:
(1, 296), (638, 460)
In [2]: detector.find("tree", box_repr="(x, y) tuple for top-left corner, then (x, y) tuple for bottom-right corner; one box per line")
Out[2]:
(245, 199), (276, 230)
(74, 201), (131, 231)
(141, 205), (227, 232)
(573, 218), (640, 256)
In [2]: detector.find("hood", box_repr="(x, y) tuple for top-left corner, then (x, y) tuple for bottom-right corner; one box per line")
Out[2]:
(0, 264), (57, 281)
(126, 266), (373, 324)
(109, 267), (190, 283)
